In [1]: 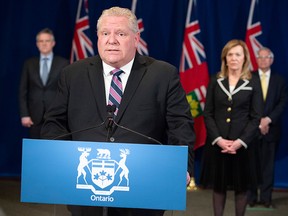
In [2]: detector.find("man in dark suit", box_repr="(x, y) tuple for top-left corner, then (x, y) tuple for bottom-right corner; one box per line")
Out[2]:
(41, 7), (195, 216)
(19, 28), (69, 138)
(248, 47), (288, 208)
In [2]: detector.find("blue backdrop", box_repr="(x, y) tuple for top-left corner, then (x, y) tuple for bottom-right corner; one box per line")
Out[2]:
(0, 0), (287, 188)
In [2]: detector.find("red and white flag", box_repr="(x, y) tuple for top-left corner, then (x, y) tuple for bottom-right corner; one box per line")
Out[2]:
(70, 0), (94, 63)
(179, 0), (209, 150)
(245, 0), (263, 71)
(131, 0), (149, 55)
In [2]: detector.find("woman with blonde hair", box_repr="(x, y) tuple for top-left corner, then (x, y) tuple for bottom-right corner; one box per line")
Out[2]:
(200, 39), (262, 216)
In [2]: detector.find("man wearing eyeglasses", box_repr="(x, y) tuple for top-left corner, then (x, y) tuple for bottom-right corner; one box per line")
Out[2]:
(19, 28), (69, 138)
(248, 47), (288, 208)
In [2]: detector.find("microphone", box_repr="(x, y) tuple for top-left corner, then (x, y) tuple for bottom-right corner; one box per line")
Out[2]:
(105, 105), (116, 141)
(105, 105), (116, 130)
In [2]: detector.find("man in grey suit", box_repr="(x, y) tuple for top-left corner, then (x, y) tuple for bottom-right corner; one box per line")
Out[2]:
(248, 47), (288, 208)
(19, 28), (69, 138)
(41, 6), (195, 216)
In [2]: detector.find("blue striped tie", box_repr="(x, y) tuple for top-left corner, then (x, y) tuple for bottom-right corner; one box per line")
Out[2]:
(108, 69), (123, 115)
(41, 58), (49, 85)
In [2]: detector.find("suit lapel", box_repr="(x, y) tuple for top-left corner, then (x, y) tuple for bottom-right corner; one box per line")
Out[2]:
(87, 56), (107, 121)
(46, 57), (57, 86)
(217, 78), (231, 99)
(217, 77), (249, 99)
(232, 79), (249, 95)
(33, 57), (43, 86)
(256, 70), (270, 104)
(116, 54), (147, 121)
(265, 72), (275, 104)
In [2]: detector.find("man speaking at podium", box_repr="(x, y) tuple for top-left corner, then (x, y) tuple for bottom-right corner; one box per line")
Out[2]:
(41, 6), (195, 216)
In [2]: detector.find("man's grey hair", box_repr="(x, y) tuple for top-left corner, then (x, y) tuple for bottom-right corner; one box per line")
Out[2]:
(36, 28), (55, 41)
(257, 47), (274, 59)
(97, 7), (139, 33)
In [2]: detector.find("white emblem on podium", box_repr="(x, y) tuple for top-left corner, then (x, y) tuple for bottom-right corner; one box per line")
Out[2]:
(76, 147), (130, 196)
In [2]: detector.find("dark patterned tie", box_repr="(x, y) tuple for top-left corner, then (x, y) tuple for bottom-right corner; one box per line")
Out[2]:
(108, 69), (124, 115)
(41, 58), (49, 85)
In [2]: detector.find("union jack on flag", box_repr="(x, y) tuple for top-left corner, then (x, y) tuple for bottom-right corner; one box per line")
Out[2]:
(180, 0), (209, 150)
(245, 0), (263, 71)
(70, 0), (94, 63)
(131, 0), (149, 55)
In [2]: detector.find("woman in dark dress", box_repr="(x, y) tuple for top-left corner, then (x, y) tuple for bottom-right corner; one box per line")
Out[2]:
(200, 39), (263, 216)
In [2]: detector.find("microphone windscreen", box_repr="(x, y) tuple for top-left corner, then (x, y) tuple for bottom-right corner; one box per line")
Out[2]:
(107, 105), (116, 113)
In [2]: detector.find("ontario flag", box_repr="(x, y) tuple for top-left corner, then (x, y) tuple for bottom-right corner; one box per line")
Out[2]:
(70, 0), (94, 63)
(245, 0), (263, 71)
(131, 0), (149, 55)
(179, 0), (209, 150)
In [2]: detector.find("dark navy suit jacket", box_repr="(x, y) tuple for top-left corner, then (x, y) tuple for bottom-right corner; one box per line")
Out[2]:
(253, 71), (288, 142)
(19, 56), (69, 124)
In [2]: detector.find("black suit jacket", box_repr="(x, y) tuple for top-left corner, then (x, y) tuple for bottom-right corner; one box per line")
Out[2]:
(19, 56), (69, 124)
(204, 75), (263, 146)
(41, 54), (195, 152)
(253, 71), (288, 142)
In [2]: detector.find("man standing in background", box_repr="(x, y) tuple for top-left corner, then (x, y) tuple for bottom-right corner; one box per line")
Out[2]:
(19, 28), (69, 138)
(249, 47), (288, 208)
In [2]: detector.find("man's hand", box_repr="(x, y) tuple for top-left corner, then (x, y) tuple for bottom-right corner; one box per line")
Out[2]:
(187, 172), (191, 185)
(259, 117), (271, 135)
(21, 117), (34, 128)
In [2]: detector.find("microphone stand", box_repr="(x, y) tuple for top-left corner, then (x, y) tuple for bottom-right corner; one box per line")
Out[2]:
(102, 106), (116, 216)
(105, 106), (115, 142)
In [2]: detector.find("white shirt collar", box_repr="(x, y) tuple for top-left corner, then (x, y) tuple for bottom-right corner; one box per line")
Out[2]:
(102, 58), (135, 77)
(259, 69), (271, 78)
(40, 52), (53, 61)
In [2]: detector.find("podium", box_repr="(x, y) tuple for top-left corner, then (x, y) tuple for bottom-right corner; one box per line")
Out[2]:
(21, 139), (188, 210)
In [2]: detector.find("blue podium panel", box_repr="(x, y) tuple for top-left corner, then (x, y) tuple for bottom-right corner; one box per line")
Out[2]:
(21, 139), (188, 210)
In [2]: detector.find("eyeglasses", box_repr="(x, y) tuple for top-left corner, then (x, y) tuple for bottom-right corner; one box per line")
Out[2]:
(257, 56), (272, 59)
